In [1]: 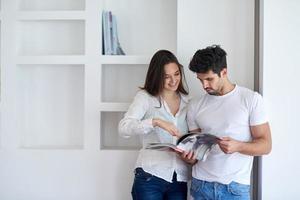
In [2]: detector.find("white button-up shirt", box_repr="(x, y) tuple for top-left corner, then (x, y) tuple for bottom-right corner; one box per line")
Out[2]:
(119, 90), (190, 182)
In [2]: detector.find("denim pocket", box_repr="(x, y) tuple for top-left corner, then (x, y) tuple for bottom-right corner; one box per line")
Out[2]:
(227, 181), (250, 196)
(134, 168), (153, 182)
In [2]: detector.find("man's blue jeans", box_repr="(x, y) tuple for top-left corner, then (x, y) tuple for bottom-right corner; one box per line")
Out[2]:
(190, 178), (250, 200)
(131, 168), (187, 200)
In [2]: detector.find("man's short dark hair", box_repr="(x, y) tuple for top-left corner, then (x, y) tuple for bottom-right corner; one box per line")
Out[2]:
(189, 45), (227, 76)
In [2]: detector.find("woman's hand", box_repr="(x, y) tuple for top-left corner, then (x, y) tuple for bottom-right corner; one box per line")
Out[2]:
(152, 118), (181, 138)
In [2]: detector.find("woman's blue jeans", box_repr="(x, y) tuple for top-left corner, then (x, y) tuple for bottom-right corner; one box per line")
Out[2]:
(131, 168), (187, 200)
(190, 178), (250, 200)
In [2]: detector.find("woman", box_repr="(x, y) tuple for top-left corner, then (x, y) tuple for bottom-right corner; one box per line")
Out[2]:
(119, 50), (190, 200)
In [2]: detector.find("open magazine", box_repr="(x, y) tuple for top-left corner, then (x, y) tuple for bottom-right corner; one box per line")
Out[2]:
(145, 132), (220, 161)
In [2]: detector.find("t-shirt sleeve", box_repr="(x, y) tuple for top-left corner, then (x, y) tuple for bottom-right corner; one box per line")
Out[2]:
(187, 99), (200, 131)
(249, 92), (268, 126)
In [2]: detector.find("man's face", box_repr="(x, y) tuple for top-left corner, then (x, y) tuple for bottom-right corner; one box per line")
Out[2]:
(196, 69), (226, 95)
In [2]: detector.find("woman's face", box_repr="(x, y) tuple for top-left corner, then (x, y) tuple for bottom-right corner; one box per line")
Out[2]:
(163, 62), (181, 92)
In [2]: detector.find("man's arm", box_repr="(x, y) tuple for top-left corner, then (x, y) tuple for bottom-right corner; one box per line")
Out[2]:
(219, 122), (272, 156)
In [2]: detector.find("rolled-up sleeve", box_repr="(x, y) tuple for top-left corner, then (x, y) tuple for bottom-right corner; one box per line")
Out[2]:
(118, 91), (154, 138)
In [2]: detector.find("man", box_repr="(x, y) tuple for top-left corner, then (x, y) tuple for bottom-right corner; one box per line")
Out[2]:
(182, 45), (272, 200)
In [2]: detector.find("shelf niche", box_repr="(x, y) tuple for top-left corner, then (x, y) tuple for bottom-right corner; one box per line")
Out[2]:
(18, 0), (85, 11)
(17, 20), (85, 56)
(101, 64), (148, 102)
(102, 0), (177, 55)
(17, 64), (84, 149)
(100, 111), (142, 150)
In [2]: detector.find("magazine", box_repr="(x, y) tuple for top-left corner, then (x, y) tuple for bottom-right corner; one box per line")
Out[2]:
(145, 132), (220, 161)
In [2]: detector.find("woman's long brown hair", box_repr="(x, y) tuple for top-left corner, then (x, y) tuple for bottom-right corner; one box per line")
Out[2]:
(141, 50), (188, 97)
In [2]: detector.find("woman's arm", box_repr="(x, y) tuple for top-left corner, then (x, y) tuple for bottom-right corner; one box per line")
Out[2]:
(118, 91), (153, 138)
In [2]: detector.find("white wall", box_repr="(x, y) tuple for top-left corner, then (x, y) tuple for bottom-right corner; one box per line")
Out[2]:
(178, 0), (255, 97)
(262, 0), (300, 199)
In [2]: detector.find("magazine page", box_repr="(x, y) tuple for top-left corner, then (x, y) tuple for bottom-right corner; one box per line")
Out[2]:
(177, 133), (220, 161)
(145, 133), (220, 161)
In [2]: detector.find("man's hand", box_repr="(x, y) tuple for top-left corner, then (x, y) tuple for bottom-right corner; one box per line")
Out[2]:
(178, 150), (197, 165)
(152, 118), (181, 138)
(218, 122), (272, 156)
(218, 137), (242, 154)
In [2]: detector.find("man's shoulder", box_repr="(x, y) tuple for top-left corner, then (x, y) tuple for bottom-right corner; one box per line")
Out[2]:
(236, 85), (261, 99)
(236, 86), (264, 109)
(237, 85), (254, 94)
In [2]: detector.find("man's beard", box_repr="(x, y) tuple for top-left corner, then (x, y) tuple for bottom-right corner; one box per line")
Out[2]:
(205, 88), (220, 96)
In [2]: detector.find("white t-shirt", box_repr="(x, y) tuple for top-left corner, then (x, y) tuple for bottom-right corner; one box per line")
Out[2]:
(119, 90), (190, 182)
(187, 85), (268, 185)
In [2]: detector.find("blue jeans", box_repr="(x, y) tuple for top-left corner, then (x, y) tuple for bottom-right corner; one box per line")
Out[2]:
(190, 178), (250, 200)
(131, 168), (187, 200)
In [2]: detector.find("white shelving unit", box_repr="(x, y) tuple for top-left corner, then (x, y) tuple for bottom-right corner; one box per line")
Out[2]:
(0, 0), (177, 150)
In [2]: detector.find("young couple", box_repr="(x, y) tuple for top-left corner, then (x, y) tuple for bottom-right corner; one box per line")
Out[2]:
(119, 45), (272, 200)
